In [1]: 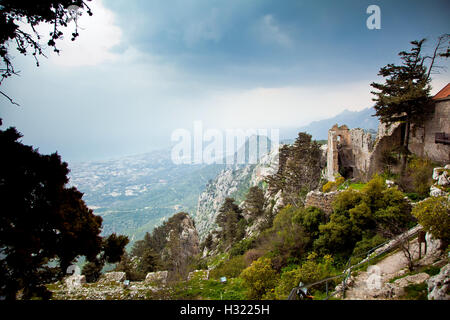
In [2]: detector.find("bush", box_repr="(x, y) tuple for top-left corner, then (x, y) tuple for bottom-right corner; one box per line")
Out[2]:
(257, 205), (310, 270)
(322, 176), (345, 193)
(274, 253), (335, 299)
(408, 157), (434, 197)
(230, 238), (255, 257)
(293, 206), (327, 238)
(210, 255), (247, 280)
(82, 261), (103, 283)
(352, 233), (386, 257)
(240, 257), (278, 300)
(396, 156), (434, 197)
(412, 196), (450, 244)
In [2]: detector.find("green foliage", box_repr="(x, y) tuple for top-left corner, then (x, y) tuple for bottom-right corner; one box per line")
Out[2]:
(138, 248), (161, 274)
(242, 186), (265, 220)
(274, 253), (336, 299)
(102, 234), (129, 264)
(0, 124), (109, 299)
(229, 238), (256, 257)
(131, 212), (192, 272)
(170, 277), (247, 300)
(397, 156), (435, 196)
(403, 282), (428, 300)
(114, 253), (144, 281)
(82, 261), (103, 283)
(408, 157), (434, 196)
(259, 205), (310, 270)
(240, 257), (278, 300)
(352, 233), (386, 257)
(412, 196), (450, 243)
(322, 177), (345, 193)
(292, 206), (327, 238)
(215, 198), (246, 250)
(210, 255), (247, 280)
(266, 132), (322, 207)
(314, 175), (413, 257)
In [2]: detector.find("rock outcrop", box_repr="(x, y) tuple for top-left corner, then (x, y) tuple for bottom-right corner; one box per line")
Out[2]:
(430, 165), (450, 197)
(145, 271), (168, 285)
(194, 147), (279, 239)
(427, 263), (450, 300)
(64, 274), (86, 292)
(99, 272), (126, 283)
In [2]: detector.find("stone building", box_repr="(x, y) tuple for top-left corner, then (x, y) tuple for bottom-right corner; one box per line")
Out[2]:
(408, 83), (450, 163)
(326, 124), (375, 181)
(326, 83), (450, 182)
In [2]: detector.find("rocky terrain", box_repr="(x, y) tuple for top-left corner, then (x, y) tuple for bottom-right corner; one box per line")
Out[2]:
(193, 147), (280, 239)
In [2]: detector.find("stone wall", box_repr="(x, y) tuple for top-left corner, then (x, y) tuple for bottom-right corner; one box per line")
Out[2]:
(409, 99), (450, 164)
(326, 124), (374, 181)
(325, 97), (449, 183)
(304, 190), (340, 214)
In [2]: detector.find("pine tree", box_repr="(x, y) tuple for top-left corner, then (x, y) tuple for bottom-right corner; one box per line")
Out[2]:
(371, 35), (449, 172)
(266, 132), (322, 207)
(243, 186), (265, 220)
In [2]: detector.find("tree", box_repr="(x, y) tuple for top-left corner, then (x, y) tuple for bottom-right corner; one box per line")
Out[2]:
(82, 233), (129, 283)
(0, 121), (107, 299)
(370, 35), (449, 173)
(266, 132), (322, 207)
(242, 186), (265, 220)
(0, 0), (94, 105)
(313, 175), (414, 259)
(412, 196), (450, 249)
(215, 198), (246, 249)
(138, 248), (161, 275)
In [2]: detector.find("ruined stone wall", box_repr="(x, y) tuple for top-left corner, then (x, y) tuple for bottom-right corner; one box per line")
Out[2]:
(349, 128), (374, 181)
(325, 98), (449, 183)
(326, 124), (374, 182)
(304, 190), (340, 215)
(367, 122), (403, 177)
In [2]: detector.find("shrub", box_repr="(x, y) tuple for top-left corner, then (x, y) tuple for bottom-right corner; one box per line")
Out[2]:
(274, 253), (335, 299)
(352, 233), (386, 257)
(258, 205), (310, 270)
(210, 255), (247, 280)
(322, 176), (345, 193)
(240, 257), (278, 300)
(408, 157), (434, 197)
(293, 206), (327, 238)
(412, 196), (450, 245)
(230, 238), (255, 257)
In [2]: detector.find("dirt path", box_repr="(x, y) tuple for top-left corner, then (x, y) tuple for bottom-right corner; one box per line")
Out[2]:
(343, 242), (423, 300)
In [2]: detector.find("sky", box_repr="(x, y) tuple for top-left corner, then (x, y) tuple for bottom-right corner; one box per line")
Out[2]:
(1, 0), (449, 163)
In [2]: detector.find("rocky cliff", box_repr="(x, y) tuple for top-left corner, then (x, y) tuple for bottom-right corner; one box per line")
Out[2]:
(193, 148), (280, 239)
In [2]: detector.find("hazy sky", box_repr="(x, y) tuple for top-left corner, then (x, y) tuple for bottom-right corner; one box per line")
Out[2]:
(1, 0), (449, 162)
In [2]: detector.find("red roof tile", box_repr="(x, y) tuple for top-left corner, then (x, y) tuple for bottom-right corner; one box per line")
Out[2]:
(433, 83), (450, 100)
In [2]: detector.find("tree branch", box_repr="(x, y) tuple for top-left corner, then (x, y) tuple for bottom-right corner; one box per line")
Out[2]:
(0, 90), (20, 106)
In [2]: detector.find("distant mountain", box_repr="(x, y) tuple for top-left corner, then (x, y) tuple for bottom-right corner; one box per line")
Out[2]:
(281, 107), (379, 141)
(69, 108), (379, 246)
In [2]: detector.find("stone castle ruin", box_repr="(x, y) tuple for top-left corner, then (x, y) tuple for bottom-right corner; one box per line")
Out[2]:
(326, 83), (450, 182)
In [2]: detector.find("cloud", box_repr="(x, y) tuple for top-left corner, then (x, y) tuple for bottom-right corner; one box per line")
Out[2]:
(26, 0), (123, 67)
(183, 8), (224, 47)
(254, 14), (293, 47)
(192, 81), (375, 129)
